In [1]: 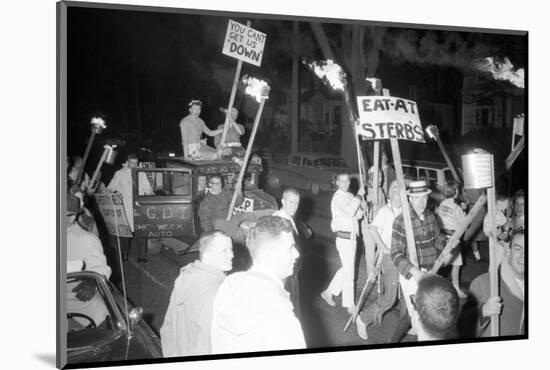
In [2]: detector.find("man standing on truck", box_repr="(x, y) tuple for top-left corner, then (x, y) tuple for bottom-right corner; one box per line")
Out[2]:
(214, 107), (245, 159)
(180, 99), (223, 161)
(107, 153), (154, 262)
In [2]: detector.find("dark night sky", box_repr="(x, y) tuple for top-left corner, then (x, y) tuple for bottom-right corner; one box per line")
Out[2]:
(67, 5), (526, 158)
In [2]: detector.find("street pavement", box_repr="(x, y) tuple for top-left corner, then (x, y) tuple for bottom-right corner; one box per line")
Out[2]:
(108, 188), (491, 349)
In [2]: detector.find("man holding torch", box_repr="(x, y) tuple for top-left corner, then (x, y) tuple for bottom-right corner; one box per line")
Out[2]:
(321, 172), (365, 315)
(390, 180), (450, 341)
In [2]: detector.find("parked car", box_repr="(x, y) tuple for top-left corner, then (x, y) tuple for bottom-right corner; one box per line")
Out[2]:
(266, 152), (359, 195)
(401, 159), (463, 204)
(66, 270), (162, 364)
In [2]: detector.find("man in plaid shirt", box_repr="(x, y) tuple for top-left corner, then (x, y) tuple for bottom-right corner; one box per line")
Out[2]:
(391, 181), (445, 282)
(389, 180), (448, 342)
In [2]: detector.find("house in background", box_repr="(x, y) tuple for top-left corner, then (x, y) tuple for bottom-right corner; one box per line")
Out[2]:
(461, 73), (525, 135)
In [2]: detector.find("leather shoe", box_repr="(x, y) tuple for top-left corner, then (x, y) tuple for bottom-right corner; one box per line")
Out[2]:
(138, 257), (149, 264)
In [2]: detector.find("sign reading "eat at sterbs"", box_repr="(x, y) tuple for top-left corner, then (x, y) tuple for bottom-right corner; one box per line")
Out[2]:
(356, 96), (425, 143)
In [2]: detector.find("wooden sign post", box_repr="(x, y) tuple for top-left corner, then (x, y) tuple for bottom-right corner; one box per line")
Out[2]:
(226, 96), (268, 221)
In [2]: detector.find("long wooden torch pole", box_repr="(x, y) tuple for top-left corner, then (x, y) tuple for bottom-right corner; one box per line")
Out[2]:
(226, 98), (266, 221)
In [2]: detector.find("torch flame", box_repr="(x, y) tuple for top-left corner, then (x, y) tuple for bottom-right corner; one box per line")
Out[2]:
(91, 117), (106, 128)
(476, 57), (524, 89)
(242, 75), (270, 103)
(308, 59), (346, 91)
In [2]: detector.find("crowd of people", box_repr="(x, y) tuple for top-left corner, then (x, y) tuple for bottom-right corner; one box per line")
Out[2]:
(65, 102), (526, 359)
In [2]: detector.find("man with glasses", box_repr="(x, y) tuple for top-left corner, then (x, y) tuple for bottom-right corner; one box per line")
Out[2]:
(198, 175), (243, 233)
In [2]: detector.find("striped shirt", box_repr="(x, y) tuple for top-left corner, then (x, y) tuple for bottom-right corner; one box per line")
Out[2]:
(390, 209), (443, 279)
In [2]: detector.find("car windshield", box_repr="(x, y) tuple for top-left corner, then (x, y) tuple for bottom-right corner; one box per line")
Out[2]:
(315, 158), (348, 168)
(67, 274), (121, 351)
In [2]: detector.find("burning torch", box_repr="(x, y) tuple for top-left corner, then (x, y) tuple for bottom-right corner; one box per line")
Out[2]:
(75, 116), (107, 185)
(425, 124), (460, 183)
(226, 76), (271, 221)
(307, 59), (368, 192)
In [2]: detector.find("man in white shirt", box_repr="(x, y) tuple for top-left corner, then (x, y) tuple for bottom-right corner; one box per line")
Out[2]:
(356, 180), (402, 339)
(273, 188), (302, 318)
(211, 216), (306, 353)
(321, 172), (365, 315)
(107, 153), (153, 262)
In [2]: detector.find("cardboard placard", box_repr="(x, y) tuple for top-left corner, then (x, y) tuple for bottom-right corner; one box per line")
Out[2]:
(356, 96), (425, 142)
(222, 20), (266, 66)
(233, 197), (254, 214)
(94, 193), (132, 237)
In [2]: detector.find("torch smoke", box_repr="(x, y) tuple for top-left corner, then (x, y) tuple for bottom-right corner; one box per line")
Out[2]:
(308, 59), (346, 91)
(476, 57), (524, 89)
(242, 75), (270, 103)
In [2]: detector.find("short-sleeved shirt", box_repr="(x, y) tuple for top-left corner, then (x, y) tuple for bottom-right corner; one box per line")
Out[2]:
(180, 114), (208, 145)
(215, 123), (244, 146)
(371, 204), (401, 253)
(436, 198), (466, 232)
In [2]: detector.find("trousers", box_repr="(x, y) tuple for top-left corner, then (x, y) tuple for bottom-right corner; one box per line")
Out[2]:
(326, 237), (357, 308)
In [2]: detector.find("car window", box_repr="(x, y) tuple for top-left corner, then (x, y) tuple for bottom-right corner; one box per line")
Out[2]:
(138, 170), (191, 196)
(419, 168), (437, 182)
(67, 274), (119, 349)
(304, 159), (314, 167)
(444, 169), (454, 183)
(290, 156), (301, 166)
(402, 166), (417, 179)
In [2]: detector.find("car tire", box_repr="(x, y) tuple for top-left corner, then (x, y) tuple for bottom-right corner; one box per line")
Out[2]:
(268, 175), (281, 189)
(311, 182), (320, 196)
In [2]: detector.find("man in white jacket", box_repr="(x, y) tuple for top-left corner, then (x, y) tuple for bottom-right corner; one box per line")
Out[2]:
(160, 230), (234, 356)
(321, 172), (365, 315)
(107, 153), (153, 262)
(210, 216), (306, 353)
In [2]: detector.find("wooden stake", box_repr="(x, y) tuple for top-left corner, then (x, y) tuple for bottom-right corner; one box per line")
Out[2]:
(343, 248), (383, 332)
(220, 21), (251, 147)
(429, 193), (487, 274)
(89, 148), (108, 190)
(487, 170), (500, 336)
(373, 141), (380, 211)
(226, 98), (266, 221)
(505, 136), (524, 172)
(390, 138), (418, 266)
(433, 134), (460, 183)
(76, 130), (97, 185)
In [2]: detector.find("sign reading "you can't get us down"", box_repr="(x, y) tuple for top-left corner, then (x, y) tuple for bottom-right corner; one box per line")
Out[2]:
(222, 20), (266, 67)
(356, 96), (425, 143)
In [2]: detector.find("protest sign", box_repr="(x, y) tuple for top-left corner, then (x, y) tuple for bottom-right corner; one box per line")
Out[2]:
(95, 193), (132, 237)
(356, 96), (425, 142)
(222, 20), (266, 67)
(233, 197), (255, 214)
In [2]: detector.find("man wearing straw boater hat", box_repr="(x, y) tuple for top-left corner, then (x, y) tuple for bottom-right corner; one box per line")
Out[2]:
(390, 180), (447, 341)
